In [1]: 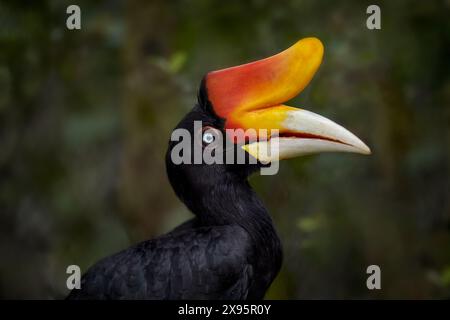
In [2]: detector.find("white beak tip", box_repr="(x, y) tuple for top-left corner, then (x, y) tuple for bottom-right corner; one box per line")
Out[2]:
(352, 140), (371, 155)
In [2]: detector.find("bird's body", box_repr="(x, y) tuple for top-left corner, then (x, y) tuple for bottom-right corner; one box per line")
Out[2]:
(67, 37), (370, 300)
(68, 105), (282, 299)
(68, 174), (282, 300)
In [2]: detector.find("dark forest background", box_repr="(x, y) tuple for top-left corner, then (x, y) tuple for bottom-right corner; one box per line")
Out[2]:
(0, 0), (449, 299)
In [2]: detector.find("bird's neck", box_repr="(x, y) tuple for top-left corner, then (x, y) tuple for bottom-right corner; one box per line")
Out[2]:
(195, 176), (282, 270)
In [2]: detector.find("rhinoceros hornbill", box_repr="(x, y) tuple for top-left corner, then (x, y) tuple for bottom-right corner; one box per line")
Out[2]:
(67, 37), (370, 300)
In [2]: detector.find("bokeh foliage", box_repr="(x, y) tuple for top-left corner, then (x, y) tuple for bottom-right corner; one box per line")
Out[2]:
(0, 0), (449, 299)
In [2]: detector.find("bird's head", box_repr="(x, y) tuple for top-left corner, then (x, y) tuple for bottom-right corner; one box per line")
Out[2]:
(166, 37), (370, 212)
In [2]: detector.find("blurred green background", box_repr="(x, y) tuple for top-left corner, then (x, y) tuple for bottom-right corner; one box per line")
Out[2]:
(0, 0), (449, 299)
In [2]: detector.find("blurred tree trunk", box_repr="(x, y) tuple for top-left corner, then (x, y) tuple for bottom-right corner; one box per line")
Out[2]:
(121, 0), (182, 241)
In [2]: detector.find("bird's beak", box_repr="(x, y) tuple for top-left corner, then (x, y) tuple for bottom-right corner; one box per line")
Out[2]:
(204, 37), (371, 162)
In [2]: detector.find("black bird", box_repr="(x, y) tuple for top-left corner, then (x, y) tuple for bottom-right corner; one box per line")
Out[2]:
(67, 37), (370, 300)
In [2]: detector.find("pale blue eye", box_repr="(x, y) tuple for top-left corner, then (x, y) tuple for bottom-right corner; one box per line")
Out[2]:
(203, 132), (215, 144)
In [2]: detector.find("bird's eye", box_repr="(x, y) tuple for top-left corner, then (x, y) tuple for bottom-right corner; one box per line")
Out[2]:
(202, 131), (215, 145)
(200, 126), (222, 148)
